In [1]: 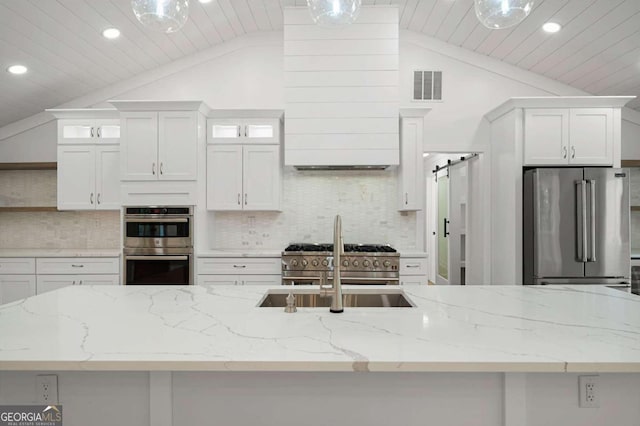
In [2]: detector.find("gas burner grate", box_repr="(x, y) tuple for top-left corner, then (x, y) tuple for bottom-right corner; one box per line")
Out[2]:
(284, 243), (396, 253)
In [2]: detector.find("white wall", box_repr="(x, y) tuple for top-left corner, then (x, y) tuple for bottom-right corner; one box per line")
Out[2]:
(0, 121), (56, 162)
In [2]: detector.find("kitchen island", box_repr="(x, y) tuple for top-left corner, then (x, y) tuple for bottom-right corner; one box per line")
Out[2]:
(1, 285), (639, 426)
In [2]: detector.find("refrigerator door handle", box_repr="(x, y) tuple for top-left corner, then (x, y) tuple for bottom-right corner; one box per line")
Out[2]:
(588, 179), (597, 262)
(576, 180), (588, 263)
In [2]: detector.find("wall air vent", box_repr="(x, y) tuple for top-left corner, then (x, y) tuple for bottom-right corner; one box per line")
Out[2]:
(413, 71), (442, 101)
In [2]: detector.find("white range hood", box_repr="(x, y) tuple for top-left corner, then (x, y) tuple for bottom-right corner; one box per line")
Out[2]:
(283, 6), (399, 168)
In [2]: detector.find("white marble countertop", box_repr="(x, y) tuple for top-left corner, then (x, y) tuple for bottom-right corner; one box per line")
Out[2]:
(0, 248), (121, 258)
(197, 250), (282, 258)
(0, 284), (638, 373)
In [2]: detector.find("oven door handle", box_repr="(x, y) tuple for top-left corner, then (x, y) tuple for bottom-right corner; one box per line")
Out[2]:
(125, 218), (189, 223)
(125, 256), (189, 261)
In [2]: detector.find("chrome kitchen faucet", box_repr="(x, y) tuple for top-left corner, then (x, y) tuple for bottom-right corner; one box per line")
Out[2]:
(320, 215), (344, 313)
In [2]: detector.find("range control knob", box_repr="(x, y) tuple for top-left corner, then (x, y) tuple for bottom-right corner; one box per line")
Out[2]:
(302, 259), (308, 267)
(373, 260), (380, 268)
(291, 259), (299, 267)
(321, 259), (329, 267)
(352, 260), (359, 267)
(342, 260), (349, 267)
(312, 259), (319, 267)
(383, 260), (391, 268)
(362, 260), (371, 267)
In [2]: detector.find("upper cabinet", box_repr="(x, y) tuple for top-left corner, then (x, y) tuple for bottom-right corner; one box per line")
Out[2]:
(58, 119), (120, 144)
(523, 107), (614, 166)
(120, 111), (198, 181)
(110, 101), (209, 182)
(47, 109), (121, 211)
(398, 109), (429, 211)
(208, 118), (280, 145)
(206, 112), (283, 211)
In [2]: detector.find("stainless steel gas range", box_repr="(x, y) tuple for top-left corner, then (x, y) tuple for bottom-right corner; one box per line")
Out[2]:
(281, 243), (400, 286)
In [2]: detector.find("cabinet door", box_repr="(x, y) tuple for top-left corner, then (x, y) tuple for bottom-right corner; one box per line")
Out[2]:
(243, 145), (281, 211)
(95, 146), (120, 210)
(399, 117), (422, 211)
(158, 112), (198, 180)
(58, 119), (96, 144)
(0, 275), (36, 305)
(208, 119), (242, 144)
(198, 275), (240, 285)
(74, 274), (120, 286)
(57, 145), (96, 210)
(569, 108), (613, 166)
(36, 275), (76, 294)
(121, 112), (158, 181)
(524, 109), (569, 166)
(206, 145), (243, 210)
(95, 119), (120, 144)
(244, 119), (279, 144)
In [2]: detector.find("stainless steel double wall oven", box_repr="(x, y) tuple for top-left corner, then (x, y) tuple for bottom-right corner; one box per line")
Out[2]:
(123, 206), (193, 285)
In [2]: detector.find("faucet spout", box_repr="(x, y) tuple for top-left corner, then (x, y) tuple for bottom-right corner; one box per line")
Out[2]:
(330, 214), (344, 313)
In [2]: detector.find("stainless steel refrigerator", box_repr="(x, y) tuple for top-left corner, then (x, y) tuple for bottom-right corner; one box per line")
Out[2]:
(523, 168), (630, 285)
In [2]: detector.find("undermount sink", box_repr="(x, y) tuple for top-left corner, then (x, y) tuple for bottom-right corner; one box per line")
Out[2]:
(258, 288), (415, 308)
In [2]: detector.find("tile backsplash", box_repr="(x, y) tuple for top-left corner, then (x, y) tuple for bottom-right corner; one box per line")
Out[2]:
(211, 168), (418, 250)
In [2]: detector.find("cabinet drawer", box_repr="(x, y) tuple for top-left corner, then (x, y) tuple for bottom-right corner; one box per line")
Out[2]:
(197, 258), (281, 275)
(400, 258), (427, 275)
(400, 276), (426, 286)
(0, 258), (36, 274)
(36, 257), (120, 274)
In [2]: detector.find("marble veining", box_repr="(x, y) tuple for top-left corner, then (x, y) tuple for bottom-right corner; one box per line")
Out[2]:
(0, 285), (639, 372)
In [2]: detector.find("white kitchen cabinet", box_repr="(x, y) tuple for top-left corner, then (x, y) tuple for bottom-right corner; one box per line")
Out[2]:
(35, 257), (119, 295)
(206, 144), (281, 211)
(57, 145), (120, 210)
(398, 116), (424, 211)
(0, 258), (36, 274)
(197, 257), (281, 286)
(399, 256), (427, 286)
(37, 274), (119, 294)
(524, 108), (613, 166)
(208, 118), (279, 145)
(57, 119), (120, 144)
(120, 111), (198, 181)
(0, 275), (36, 305)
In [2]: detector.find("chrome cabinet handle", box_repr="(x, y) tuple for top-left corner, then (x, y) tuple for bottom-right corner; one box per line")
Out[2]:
(90, 127), (94, 138)
(90, 192), (94, 204)
(97, 127), (101, 138)
(589, 179), (597, 262)
(152, 163), (156, 175)
(78, 280), (83, 285)
(237, 127), (241, 138)
(97, 193), (101, 205)
(233, 265), (247, 268)
(244, 126), (248, 137)
(160, 162), (164, 175)
(405, 192), (408, 205)
(244, 193), (247, 205)
(72, 264), (84, 268)
(562, 146), (567, 159)
(406, 264), (420, 268)
(237, 193), (241, 205)
(72, 280), (76, 285)
(571, 146), (576, 159)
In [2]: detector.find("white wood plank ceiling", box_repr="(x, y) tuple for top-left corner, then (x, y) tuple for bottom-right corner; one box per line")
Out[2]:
(1, 0), (639, 129)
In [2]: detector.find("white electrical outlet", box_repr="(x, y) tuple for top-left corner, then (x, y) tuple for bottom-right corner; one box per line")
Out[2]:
(579, 375), (599, 408)
(36, 374), (59, 404)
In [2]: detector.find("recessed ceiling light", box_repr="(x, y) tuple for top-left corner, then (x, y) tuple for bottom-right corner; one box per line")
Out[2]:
(7, 65), (27, 75)
(102, 28), (121, 39)
(199, 0), (213, 3)
(542, 22), (562, 33)
(423, 153), (431, 158)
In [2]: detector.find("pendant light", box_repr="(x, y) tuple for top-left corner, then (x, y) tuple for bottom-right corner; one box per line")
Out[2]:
(131, 0), (190, 33)
(474, 0), (535, 29)
(307, 0), (362, 26)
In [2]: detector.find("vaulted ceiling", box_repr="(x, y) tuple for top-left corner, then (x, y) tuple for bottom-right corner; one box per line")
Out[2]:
(1, 0), (639, 129)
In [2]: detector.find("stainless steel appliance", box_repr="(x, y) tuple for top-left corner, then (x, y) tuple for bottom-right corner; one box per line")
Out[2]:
(282, 243), (399, 286)
(524, 168), (630, 285)
(123, 206), (193, 285)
